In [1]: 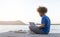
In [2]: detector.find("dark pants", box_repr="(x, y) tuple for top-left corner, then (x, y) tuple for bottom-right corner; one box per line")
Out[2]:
(29, 25), (47, 34)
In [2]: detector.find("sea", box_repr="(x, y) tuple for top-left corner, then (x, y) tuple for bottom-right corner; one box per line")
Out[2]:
(0, 25), (60, 33)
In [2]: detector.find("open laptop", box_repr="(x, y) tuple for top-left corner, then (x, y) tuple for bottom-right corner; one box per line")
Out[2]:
(29, 22), (36, 26)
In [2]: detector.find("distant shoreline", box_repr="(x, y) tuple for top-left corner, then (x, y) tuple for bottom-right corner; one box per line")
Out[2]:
(0, 24), (60, 25)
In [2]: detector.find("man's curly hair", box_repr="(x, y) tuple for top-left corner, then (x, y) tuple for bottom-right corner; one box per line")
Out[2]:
(37, 6), (47, 13)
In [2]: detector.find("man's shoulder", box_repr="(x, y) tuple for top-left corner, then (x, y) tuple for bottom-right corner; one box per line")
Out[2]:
(42, 16), (50, 21)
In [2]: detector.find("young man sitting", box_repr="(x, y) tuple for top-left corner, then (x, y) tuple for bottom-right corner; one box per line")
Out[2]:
(29, 6), (51, 34)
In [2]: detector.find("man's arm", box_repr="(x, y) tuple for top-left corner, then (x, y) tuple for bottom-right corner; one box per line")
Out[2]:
(39, 24), (45, 29)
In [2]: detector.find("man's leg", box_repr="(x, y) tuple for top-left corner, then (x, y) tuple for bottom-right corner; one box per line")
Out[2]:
(29, 25), (44, 34)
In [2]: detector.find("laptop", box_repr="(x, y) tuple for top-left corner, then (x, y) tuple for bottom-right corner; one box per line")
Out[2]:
(29, 22), (36, 26)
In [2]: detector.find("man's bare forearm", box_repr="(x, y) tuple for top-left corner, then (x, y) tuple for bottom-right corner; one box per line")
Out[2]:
(39, 24), (45, 29)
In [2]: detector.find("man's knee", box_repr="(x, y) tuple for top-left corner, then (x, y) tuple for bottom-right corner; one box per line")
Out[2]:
(29, 26), (34, 31)
(29, 26), (32, 29)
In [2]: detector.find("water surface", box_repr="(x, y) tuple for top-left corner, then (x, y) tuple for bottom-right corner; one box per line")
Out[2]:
(0, 25), (60, 33)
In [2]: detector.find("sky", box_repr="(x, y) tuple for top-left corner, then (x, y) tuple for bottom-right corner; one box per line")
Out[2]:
(0, 0), (60, 24)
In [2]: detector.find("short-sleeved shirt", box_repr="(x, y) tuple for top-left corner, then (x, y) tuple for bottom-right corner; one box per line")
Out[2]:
(41, 15), (51, 33)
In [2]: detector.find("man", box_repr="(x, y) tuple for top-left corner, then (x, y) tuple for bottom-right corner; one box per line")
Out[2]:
(29, 6), (51, 34)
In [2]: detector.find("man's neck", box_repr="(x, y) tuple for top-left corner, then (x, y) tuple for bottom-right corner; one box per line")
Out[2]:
(42, 14), (45, 17)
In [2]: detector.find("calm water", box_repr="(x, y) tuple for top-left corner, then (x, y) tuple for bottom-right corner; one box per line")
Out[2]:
(0, 25), (60, 33)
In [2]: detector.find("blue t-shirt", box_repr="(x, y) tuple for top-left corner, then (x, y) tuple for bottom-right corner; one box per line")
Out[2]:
(41, 15), (51, 33)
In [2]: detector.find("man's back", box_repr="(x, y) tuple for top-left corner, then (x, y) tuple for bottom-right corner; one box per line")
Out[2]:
(41, 15), (51, 33)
